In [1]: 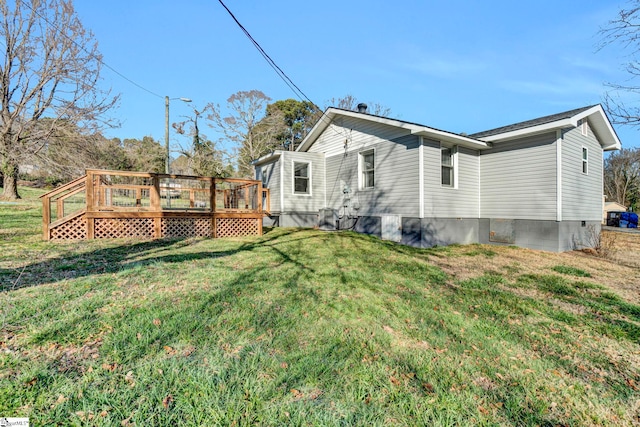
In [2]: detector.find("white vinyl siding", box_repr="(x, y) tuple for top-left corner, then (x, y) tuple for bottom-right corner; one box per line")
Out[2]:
(325, 135), (421, 217)
(561, 125), (603, 221)
(307, 116), (412, 157)
(258, 161), (280, 212)
(280, 152), (325, 212)
(480, 132), (557, 220)
(423, 140), (479, 217)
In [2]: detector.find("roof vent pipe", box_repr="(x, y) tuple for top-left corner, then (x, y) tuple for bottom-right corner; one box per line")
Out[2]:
(357, 103), (368, 113)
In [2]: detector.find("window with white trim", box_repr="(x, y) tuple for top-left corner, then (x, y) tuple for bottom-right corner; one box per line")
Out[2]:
(293, 162), (310, 194)
(582, 147), (588, 174)
(360, 150), (375, 189)
(441, 145), (456, 187)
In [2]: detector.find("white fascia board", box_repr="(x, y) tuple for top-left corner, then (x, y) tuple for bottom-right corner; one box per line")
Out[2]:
(573, 106), (621, 151)
(478, 105), (622, 151)
(477, 119), (574, 143)
(253, 151), (282, 167)
(299, 108), (490, 152)
(411, 129), (490, 150)
(297, 110), (337, 152)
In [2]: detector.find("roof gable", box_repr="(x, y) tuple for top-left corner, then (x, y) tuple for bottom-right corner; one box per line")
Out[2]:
(470, 105), (621, 151)
(470, 106), (596, 138)
(297, 105), (622, 154)
(298, 108), (491, 152)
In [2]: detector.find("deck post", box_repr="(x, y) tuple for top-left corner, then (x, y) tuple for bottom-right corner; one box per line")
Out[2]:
(150, 173), (161, 211)
(257, 181), (263, 235)
(151, 173), (162, 238)
(85, 172), (95, 239)
(42, 194), (51, 240)
(211, 177), (217, 238)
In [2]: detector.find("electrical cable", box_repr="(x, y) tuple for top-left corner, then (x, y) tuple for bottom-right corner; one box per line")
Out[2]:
(216, 0), (314, 107)
(215, 0), (351, 142)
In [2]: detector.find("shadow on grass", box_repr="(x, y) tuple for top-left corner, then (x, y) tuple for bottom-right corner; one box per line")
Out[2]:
(0, 228), (310, 291)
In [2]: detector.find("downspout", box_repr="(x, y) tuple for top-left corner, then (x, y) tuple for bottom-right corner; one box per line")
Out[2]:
(478, 149), (481, 219)
(280, 153), (285, 213)
(556, 130), (563, 222)
(419, 137), (424, 218)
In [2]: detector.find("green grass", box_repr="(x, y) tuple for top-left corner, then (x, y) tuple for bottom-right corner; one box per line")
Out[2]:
(551, 265), (592, 277)
(1, 187), (639, 426)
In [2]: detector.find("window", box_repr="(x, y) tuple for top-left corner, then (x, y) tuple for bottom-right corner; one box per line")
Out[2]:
(360, 150), (375, 189)
(260, 165), (269, 186)
(293, 162), (310, 194)
(582, 147), (588, 174)
(441, 145), (456, 187)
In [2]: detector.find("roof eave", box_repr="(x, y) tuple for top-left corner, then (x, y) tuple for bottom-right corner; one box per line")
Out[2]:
(297, 110), (337, 152)
(575, 106), (621, 151)
(411, 129), (491, 149)
(476, 105), (621, 151)
(252, 150), (282, 166)
(476, 119), (574, 143)
(299, 108), (490, 151)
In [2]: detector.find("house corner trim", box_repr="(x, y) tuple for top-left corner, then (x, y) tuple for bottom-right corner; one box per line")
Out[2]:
(556, 129), (563, 222)
(419, 137), (425, 218)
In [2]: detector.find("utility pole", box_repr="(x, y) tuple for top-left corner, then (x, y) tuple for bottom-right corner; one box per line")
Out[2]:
(164, 96), (192, 174)
(165, 96), (170, 174)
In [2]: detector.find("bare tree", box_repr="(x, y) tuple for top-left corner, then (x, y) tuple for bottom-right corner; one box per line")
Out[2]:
(325, 94), (392, 117)
(0, 0), (118, 199)
(604, 147), (640, 210)
(205, 90), (277, 178)
(599, 2), (640, 126)
(173, 106), (232, 177)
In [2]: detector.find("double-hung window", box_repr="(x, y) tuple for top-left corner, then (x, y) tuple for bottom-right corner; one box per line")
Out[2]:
(582, 147), (588, 174)
(441, 145), (456, 187)
(360, 150), (375, 189)
(293, 162), (310, 194)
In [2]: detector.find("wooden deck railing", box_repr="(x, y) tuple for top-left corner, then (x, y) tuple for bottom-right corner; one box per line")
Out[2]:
(41, 169), (270, 240)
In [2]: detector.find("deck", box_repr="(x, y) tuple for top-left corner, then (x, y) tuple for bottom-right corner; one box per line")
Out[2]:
(41, 169), (270, 240)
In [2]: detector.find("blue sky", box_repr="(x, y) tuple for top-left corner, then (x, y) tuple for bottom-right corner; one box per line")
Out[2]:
(74, 0), (639, 151)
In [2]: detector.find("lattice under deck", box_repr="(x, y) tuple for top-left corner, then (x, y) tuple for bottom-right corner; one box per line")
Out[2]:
(94, 218), (155, 239)
(49, 215), (259, 240)
(50, 214), (87, 240)
(216, 217), (260, 238)
(162, 217), (212, 238)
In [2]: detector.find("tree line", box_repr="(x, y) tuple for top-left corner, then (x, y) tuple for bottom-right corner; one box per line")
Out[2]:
(0, 1), (386, 199)
(2, 0), (640, 210)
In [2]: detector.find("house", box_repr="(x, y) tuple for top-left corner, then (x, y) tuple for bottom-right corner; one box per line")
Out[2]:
(254, 104), (621, 252)
(603, 201), (628, 224)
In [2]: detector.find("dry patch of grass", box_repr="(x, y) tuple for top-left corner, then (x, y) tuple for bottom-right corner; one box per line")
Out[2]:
(601, 229), (640, 268)
(2, 188), (640, 426)
(424, 233), (640, 304)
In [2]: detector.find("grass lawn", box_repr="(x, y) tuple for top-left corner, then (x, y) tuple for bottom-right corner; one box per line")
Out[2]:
(1, 187), (639, 426)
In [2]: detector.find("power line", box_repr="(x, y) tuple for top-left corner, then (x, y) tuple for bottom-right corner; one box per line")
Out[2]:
(216, 0), (317, 109)
(215, 0), (353, 143)
(18, 0), (164, 99)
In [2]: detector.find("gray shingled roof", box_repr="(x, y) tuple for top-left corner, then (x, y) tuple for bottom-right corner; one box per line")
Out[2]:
(469, 105), (597, 138)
